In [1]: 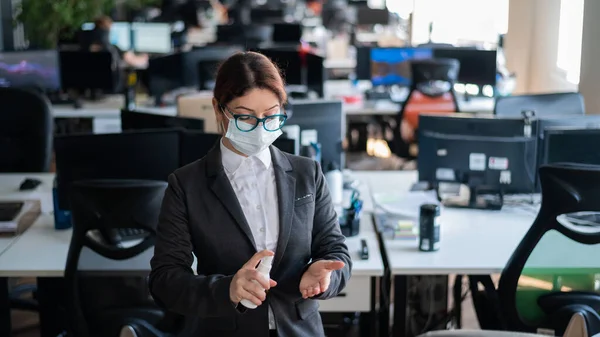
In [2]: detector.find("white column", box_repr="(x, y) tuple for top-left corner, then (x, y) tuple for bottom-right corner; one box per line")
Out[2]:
(578, 0), (600, 114)
(504, 0), (577, 94)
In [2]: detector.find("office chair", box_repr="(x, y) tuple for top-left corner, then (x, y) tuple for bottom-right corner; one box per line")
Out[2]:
(0, 87), (52, 317)
(0, 87), (53, 173)
(390, 58), (460, 158)
(465, 164), (600, 336)
(65, 179), (179, 337)
(494, 92), (585, 117)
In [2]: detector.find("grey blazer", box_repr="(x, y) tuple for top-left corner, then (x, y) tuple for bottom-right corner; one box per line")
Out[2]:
(149, 142), (352, 337)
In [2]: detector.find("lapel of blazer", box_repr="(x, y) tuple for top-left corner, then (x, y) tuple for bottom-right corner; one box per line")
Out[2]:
(270, 146), (296, 273)
(205, 141), (257, 250)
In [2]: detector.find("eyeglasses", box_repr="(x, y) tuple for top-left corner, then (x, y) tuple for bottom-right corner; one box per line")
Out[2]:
(221, 105), (287, 132)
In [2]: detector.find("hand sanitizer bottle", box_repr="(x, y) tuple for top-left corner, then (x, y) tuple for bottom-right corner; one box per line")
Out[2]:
(240, 255), (274, 309)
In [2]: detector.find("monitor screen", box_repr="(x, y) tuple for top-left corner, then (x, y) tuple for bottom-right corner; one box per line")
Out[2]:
(81, 21), (131, 51)
(418, 131), (537, 194)
(433, 48), (497, 86)
(81, 22), (95, 31)
(110, 22), (132, 51)
(132, 22), (172, 54)
(179, 131), (221, 166)
(54, 130), (180, 210)
(370, 47), (433, 86)
(0, 50), (61, 91)
(272, 23), (302, 43)
(259, 49), (302, 85)
(286, 100), (345, 168)
(121, 109), (204, 132)
(544, 128), (600, 166)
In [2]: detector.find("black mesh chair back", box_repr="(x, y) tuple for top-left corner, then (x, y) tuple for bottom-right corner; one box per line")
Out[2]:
(410, 58), (460, 97)
(0, 87), (52, 172)
(497, 164), (600, 335)
(65, 179), (168, 337)
(391, 58), (460, 158)
(494, 92), (585, 117)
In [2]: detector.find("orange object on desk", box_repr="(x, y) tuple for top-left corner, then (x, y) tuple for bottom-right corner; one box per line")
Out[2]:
(403, 91), (458, 130)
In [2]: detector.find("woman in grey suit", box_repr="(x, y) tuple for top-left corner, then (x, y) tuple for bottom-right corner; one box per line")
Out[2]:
(149, 52), (352, 337)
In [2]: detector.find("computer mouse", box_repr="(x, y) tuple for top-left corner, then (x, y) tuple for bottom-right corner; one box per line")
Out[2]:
(19, 178), (42, 191)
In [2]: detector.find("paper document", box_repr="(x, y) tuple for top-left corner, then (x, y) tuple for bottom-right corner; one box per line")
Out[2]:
(372, 190), (440, 220)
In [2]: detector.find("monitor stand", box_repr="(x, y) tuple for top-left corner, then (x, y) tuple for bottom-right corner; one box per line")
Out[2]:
(441, 185), (504, 211)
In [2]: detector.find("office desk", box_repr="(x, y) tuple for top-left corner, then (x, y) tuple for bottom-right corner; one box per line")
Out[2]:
(349, 170), (600, 337)
(0, 173), (384, 337)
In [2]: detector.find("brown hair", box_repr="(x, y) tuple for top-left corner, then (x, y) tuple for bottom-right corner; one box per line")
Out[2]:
(213, 52), (287, 106)
(94, 16), (113, 30)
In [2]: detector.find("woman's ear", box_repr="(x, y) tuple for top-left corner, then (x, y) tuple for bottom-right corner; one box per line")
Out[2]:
(213, 98), (225, 135)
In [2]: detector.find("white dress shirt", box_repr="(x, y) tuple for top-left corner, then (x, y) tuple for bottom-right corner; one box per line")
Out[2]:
(220, 140), (280, 330)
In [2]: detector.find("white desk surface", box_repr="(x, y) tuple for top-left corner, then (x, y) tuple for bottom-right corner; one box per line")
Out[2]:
(0, 173), (383, 278)
(349, 170), (600, 276)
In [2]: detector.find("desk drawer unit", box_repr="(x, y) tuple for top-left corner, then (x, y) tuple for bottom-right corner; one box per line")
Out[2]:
(318, 275), (371, 312)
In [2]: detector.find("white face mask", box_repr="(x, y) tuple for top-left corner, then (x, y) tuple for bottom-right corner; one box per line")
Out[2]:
(224, 118), (282, 156)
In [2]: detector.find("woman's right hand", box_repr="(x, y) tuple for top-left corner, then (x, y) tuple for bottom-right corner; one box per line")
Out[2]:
(230, 250), (277, 307)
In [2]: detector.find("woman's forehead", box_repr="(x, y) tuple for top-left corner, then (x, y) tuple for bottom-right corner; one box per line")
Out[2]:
(229, 88), (280, 112)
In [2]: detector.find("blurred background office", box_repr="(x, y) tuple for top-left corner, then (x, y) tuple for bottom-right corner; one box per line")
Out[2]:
(2, 0), (600, 336)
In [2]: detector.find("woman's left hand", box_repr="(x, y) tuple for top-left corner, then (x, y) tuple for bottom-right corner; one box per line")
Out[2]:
(299, 260), (345, 299)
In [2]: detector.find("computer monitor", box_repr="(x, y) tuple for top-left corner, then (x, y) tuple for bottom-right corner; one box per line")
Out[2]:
(419, 113), (530, 139)
(535, 115), (600, 178)
(121, 109), (204, 131)
(54, 130), (181, 210)
(81, 22), (95, 31)
(59, 51), (114, 91)
(148, 53), (185, 98)
(370, 47), (433, 87)
(273, 137), (296, 155)
(542, 128), (600, 166)
(356, 6), (390, 25)
(418, 114), (538, 208)
(188, 45), (243, 88)
(355, 46), (372, 80)
(149, 47), (243, 101)
(179, 131), (221, 166)
(110, 22), (132, 51)
(306, 53), (326, 97)
(250, 8), (285, 24)
(419, 131), (537, 209)
(258, 49), (302, 85)
(131, 22), (172, 54)
(286, 100), (345, 168)
(272, 23), (302, 43)
(432, 48), (497, 86)
(0, 50), (61, 92)
(197, 59), (221, 90)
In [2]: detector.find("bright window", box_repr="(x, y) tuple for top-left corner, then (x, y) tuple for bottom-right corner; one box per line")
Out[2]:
(408, 0), (508, 46)
(556, 0), (585, 84)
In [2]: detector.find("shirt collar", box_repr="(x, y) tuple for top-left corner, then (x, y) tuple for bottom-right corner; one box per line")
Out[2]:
(220, 139), (272, 173)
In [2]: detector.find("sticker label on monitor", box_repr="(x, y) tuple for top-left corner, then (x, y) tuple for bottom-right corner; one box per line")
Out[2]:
(499, 171), (511, 184)
(469, 153), (486, 171)
(435, 168), (455, 181)
(489, 157), (509, 170)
